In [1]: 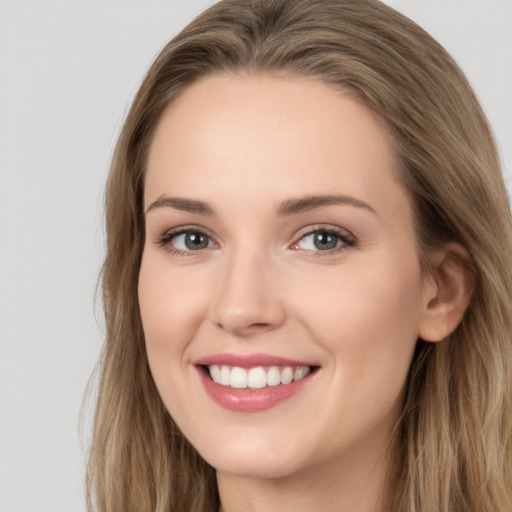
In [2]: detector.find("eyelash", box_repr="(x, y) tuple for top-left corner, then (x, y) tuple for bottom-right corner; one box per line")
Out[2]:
(156, 227), (217, 256)
(291, 226), (356, 255)
(155, 225), (356, 256)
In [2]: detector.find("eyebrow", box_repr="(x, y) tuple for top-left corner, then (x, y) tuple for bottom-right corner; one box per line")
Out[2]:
(277, 195), (377, 216)
(145, 194), (377, 217)
(145, 197), (214, 215)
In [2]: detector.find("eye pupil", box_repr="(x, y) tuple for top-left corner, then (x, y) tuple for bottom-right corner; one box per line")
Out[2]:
(314, 232), (338, 250)
(185, 232), (209, 250)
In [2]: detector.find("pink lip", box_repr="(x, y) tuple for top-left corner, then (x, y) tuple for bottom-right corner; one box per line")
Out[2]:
(194, 352), (315, 368)
(194, 353), (318, 413)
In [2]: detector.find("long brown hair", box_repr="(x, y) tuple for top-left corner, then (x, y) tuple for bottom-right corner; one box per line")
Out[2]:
(87, 1), (512, 510)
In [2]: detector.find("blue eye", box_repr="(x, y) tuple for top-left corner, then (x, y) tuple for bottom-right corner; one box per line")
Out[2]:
(294, 228), (355, 252)
(158, 229), (215, 253)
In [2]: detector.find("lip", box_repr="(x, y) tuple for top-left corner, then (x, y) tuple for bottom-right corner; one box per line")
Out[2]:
(194, 353), (318, 413)
(194, 352), (315, 368)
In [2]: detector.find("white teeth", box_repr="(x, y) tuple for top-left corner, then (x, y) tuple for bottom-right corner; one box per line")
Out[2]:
(207, 364), (312, 389)
(230, 367), (248, 388)
(210, 365), (221, 383)
(248, 367), (267, 389)
(220, 366), (231, 386)
(293, 366), (311, 381)
(266, 366), (281, 387)
(280, 366), (294, 385)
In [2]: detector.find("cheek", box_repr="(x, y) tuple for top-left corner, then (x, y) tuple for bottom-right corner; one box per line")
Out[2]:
(292, 255), (423, 381)
(138, 253), (208, 360)
(301, 259), (424, 439)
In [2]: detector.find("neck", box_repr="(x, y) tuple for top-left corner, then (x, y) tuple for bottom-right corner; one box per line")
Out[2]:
(217, 437), (397, 512)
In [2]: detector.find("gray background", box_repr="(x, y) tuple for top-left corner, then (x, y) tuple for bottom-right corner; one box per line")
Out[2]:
(0, 1), (511, 511)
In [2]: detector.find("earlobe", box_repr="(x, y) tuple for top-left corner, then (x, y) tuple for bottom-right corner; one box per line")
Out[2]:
(418, 243), (475, 342)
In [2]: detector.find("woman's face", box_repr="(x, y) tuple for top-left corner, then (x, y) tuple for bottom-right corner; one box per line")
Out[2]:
(139, 74), (433, 479)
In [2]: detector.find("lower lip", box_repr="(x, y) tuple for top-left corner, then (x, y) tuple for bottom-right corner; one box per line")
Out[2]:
(197, 367), (313, 412)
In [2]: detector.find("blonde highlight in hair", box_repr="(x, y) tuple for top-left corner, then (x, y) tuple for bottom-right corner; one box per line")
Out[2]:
(87, 1), (512, 510)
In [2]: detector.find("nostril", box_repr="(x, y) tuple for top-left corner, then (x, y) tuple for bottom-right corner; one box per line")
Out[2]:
(214, 320), (273, 336)
(245, 322), (276, 334)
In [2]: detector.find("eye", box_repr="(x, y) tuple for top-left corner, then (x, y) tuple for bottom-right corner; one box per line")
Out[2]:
(157, 229), (216, 254)
(292, 227), (356, 253)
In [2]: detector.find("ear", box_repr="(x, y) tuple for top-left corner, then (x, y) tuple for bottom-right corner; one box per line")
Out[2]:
(418, 243), (475, 342)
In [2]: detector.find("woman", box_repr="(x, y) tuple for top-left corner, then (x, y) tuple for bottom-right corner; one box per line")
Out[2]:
(87, 0), (512, 510)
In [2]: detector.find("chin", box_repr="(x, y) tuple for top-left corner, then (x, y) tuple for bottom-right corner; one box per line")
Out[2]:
(197, 436), (308, 479)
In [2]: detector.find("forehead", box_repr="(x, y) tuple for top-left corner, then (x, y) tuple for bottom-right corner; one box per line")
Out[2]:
(145, 73), (407, 220)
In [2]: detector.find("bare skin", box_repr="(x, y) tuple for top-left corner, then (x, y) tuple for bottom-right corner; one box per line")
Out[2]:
(139, 74), (472, 512)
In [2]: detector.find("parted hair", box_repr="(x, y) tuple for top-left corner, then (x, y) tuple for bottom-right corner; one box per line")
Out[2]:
(87, 0), (512, 510)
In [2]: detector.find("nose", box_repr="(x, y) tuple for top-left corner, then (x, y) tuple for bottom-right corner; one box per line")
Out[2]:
(209, 248), (286, 337)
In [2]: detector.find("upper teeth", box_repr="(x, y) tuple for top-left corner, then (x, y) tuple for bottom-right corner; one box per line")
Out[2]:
(208, 365), (311, 389)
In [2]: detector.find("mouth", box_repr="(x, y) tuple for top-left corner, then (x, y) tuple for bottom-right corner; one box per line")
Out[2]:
(194, 353), (319, 412)
(204, 364), (313, 389)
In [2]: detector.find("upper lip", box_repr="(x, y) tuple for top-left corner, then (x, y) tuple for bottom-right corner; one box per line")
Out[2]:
(194, 352), (317, 368)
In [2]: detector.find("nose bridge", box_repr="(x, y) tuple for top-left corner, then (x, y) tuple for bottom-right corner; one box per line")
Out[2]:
(210, 241), (285, 335)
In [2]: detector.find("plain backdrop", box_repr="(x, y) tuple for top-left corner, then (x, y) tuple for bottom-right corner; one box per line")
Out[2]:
(0, 1), (511, 511)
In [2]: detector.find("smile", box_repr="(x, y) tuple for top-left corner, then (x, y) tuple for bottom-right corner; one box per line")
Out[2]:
(195, 353), (318, 412)
(207, 365), (311, 389)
